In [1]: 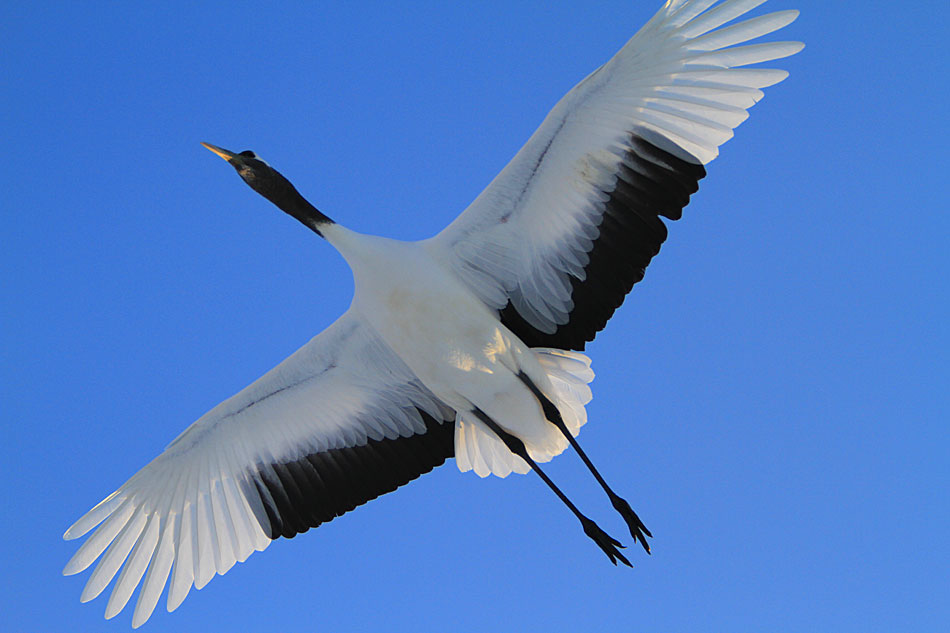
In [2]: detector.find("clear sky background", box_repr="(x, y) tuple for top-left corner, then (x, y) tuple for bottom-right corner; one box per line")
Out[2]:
(2, 2), (947, 632)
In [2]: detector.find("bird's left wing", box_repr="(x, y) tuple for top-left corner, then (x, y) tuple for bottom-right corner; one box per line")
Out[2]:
(426, 0), (803, 350)
(63, 309), (455, 627)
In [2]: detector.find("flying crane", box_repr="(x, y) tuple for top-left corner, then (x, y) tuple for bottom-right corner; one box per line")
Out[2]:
(64, 0), (803, 626)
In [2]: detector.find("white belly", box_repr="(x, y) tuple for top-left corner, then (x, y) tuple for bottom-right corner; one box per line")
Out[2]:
(325, 228), (591, 477)
(342, 234), (547, 435)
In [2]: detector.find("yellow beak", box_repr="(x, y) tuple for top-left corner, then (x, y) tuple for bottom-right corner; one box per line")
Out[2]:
(201, 142), (238, 162)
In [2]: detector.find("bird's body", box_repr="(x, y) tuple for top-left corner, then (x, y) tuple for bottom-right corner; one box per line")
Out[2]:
(334, 227), (561, 460)
(64, 0), (803, 627)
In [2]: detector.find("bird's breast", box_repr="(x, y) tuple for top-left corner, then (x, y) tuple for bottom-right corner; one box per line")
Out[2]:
(346, 239), (528, 407)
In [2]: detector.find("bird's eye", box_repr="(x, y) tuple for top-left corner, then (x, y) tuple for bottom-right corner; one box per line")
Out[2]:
(239, 150), (257, 158)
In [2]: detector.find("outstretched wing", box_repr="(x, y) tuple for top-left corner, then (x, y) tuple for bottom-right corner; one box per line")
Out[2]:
(63, 310), (455, 627)
(426, 0), (803, 350)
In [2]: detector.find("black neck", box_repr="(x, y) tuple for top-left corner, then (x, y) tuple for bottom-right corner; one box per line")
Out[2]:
(252, 170), (334, 237)
(273, 181), (334, 236)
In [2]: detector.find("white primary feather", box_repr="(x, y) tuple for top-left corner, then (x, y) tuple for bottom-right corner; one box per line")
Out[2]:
(428, 0), (802, 337)
(64, 310), (452, 626)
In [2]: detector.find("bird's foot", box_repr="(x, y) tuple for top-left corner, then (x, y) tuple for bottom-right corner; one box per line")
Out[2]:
(580, 516), (631, 567)
(610, 494), (652, 554)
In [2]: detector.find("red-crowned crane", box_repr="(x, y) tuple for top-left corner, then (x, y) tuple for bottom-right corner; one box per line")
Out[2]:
(64, 0), (803, 626)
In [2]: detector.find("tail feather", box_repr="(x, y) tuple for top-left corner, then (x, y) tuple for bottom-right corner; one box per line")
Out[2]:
(454, 348), (594, 478)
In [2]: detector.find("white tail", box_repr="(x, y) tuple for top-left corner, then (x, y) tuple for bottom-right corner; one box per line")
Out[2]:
(455, 349), (594, 478)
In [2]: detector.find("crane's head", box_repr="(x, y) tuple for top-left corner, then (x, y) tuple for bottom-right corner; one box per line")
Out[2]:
(201, 142), (332, 234)
(200, 142), (285, 200)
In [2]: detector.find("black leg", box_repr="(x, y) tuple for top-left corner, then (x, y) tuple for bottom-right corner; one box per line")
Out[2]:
(470, 407), (631, 567)
(518, 372), (653, 553)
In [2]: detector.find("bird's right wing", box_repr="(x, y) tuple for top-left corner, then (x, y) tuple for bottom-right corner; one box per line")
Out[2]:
(426, 0), (802, 350)
(63, 309), (455, 627)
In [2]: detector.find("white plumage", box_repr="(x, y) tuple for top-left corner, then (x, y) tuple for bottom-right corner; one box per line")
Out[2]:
(64, 0), (802, 627)
(431, 2), (801, 333)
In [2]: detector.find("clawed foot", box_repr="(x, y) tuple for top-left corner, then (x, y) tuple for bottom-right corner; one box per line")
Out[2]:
(580, 516), (631, 567)
(610, 494), (652, 553)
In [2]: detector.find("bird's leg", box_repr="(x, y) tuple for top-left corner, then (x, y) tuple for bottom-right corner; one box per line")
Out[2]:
(470, 407), (631, 567)
(517, 372), (652, 553)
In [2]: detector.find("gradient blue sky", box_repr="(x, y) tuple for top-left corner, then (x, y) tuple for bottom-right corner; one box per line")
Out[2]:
(3, 2), (947, 631)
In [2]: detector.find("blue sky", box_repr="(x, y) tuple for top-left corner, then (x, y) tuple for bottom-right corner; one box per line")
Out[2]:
(2, 1), (947, 631)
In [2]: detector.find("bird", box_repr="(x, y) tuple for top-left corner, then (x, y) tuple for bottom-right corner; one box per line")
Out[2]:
(63, 0), (803, 627)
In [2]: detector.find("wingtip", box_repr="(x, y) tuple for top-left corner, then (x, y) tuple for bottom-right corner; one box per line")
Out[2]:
(62, 554), (87, 576)
(774, 9), (801, 26)
(63, 518), (85, 541)
(104, 603), (122, 621)
(63, 522), (85, 541)
(79, 586), (100, 603)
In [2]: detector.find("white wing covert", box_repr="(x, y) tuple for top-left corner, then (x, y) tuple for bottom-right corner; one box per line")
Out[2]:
(426, 0), (803, 350)
(63, 310), (455, 627)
